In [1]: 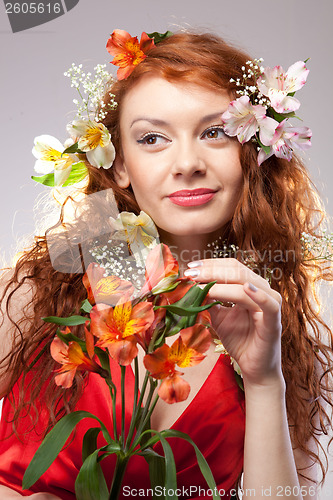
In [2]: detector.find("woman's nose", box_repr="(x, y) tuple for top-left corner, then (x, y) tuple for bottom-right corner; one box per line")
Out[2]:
(171, 138), (206, 177)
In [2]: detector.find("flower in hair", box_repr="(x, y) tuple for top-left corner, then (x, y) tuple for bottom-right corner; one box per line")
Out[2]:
(67, 120), (115, 169)
(257, 119), (312, 165)
(221, 95), (277, 146)
(257, 61), (309, 113)
(106, 29), (155, 80)
(222, 58), (312, 165)
(32, 135), (87, 187)
(32, 63), (118, 188)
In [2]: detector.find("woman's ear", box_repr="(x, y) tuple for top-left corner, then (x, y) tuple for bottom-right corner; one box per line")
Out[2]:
(112, 154), (131, 188)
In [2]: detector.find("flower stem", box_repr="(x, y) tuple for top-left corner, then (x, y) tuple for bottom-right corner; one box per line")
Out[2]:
(106, 379), (118, 442)
(121, 366), (126, 446)
(124, 357), (139, 453)
(141, 393), (159, 432)
(109, 455), (129, 500)
(130, 377), (157, 452)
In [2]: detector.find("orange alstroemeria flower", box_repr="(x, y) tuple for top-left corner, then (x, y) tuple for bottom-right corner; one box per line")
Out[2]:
(140, 244), (179, 296)
(136, 296), (167, 352)
(106, 30), (155, 80)
(144, 324), (212, 403)
(90, 299), (154, 366)
(50, 325), (100, 389)
(83, 263), (134, 306)
(160, 278), (195, 304)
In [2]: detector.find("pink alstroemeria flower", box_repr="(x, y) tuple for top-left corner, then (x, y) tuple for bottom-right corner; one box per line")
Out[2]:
(258, 120), (312, 165)
(257, 61), (309, 114)
(222, 95), (277, 145)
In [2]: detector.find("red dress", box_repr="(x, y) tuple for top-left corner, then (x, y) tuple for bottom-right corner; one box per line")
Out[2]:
(0, 354), (245, 499)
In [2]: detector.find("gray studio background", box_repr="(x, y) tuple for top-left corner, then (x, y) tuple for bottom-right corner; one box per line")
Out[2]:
(0, 0), (332, 497)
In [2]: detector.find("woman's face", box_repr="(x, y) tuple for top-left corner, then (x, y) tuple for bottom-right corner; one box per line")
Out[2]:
(115, 76), (243, 241)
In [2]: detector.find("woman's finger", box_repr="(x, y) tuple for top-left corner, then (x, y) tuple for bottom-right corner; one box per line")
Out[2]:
(185, 257), (271, 291)
(242, 281), (282, 327)
(203, 282), (280, 312)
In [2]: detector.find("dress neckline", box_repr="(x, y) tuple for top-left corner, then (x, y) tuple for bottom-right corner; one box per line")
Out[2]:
(129, 352), (222, 432)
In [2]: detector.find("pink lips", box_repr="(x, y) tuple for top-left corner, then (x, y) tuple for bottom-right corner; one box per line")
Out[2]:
(168, 188), (217, 207)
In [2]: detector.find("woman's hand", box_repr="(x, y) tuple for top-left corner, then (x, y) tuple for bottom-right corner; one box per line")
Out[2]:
(185, 258), (283, 387)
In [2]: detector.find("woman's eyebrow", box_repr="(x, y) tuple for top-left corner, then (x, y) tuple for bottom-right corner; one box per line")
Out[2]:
(130, 112), (226, 129)
(130, 118), (168, 128)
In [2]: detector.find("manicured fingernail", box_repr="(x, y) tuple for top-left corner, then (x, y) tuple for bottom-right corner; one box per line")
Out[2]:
(248, 282), (257, 292)
(187, 260), (203, 268)
(184, 268), (200, 277)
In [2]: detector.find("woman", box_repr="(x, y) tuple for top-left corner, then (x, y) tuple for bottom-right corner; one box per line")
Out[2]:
(0, 31), (332, 499)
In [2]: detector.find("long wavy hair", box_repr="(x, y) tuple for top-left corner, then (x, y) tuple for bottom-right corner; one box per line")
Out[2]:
(1, 31), (332, 484)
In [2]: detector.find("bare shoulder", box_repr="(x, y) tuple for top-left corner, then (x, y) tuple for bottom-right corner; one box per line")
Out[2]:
(0, 267), (36, 398)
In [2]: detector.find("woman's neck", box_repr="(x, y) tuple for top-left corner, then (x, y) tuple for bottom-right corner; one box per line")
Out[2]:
(157, 228), (228, 276)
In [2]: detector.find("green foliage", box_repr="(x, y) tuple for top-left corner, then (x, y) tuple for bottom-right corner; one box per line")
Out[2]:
(146, 31), (173, 44)
(31, 161), (88, 187)
(43, 315), (88, 326)
(75, 449), (109, 500)
(22, 411), (112, 490)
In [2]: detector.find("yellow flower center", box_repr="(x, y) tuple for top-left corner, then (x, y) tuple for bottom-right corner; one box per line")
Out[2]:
(41, 147), (63, 162)
(125, 40), (146, 65)
(82, 125), (105, 149)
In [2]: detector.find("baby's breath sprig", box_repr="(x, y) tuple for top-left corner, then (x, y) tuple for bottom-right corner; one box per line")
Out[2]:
(64, 63), (118, 122)
(89, 239), (146, 293)
(301, 230), (333, 262)
(230, 58), (270, 107)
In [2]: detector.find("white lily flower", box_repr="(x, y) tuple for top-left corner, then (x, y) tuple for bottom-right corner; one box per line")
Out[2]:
(32, 134), (81, 186)
(111, 211), (159, 247)
(258, 120), (312, 165)
(257, 61), (309, 114)
(222, 95), (278, 145)
(67, 119), (115, 169)
(110, 211), (159, 267)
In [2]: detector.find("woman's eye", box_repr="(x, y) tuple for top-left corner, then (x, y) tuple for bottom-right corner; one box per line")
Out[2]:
(137, 134), (168, 146)
(202, 127), (226, 140)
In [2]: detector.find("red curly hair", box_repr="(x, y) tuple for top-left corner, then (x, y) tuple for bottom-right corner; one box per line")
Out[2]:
(1, 31), (332, 485)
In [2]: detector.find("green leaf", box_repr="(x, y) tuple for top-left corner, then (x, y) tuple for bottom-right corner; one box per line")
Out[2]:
(75, 449), (109, 500)
(160, 429), (221, 500)
(103, 441), (122, 454)
(82, 428), (102, 463)
(271, 109), (296, 122)
(31, 173), (55, 187)
(256, 135), (271, 155)
(139, 448), (164, 459)
(156, 301), (222, 316)
(80, 298), (93, 314)
(143, 449), (166, 499)
(62, 142), (84, 155)
(146, 31), (173, 43)
(161, 281), (217, 336)
(22, 411), (112, 490)
(42, 315), (88, 326)
(62, 162), (88, 187)
(31, 162), (87, 188)
(95, 347), (111, 378)
(56, 328), (86, 348)
(158, 434), (178, 499)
